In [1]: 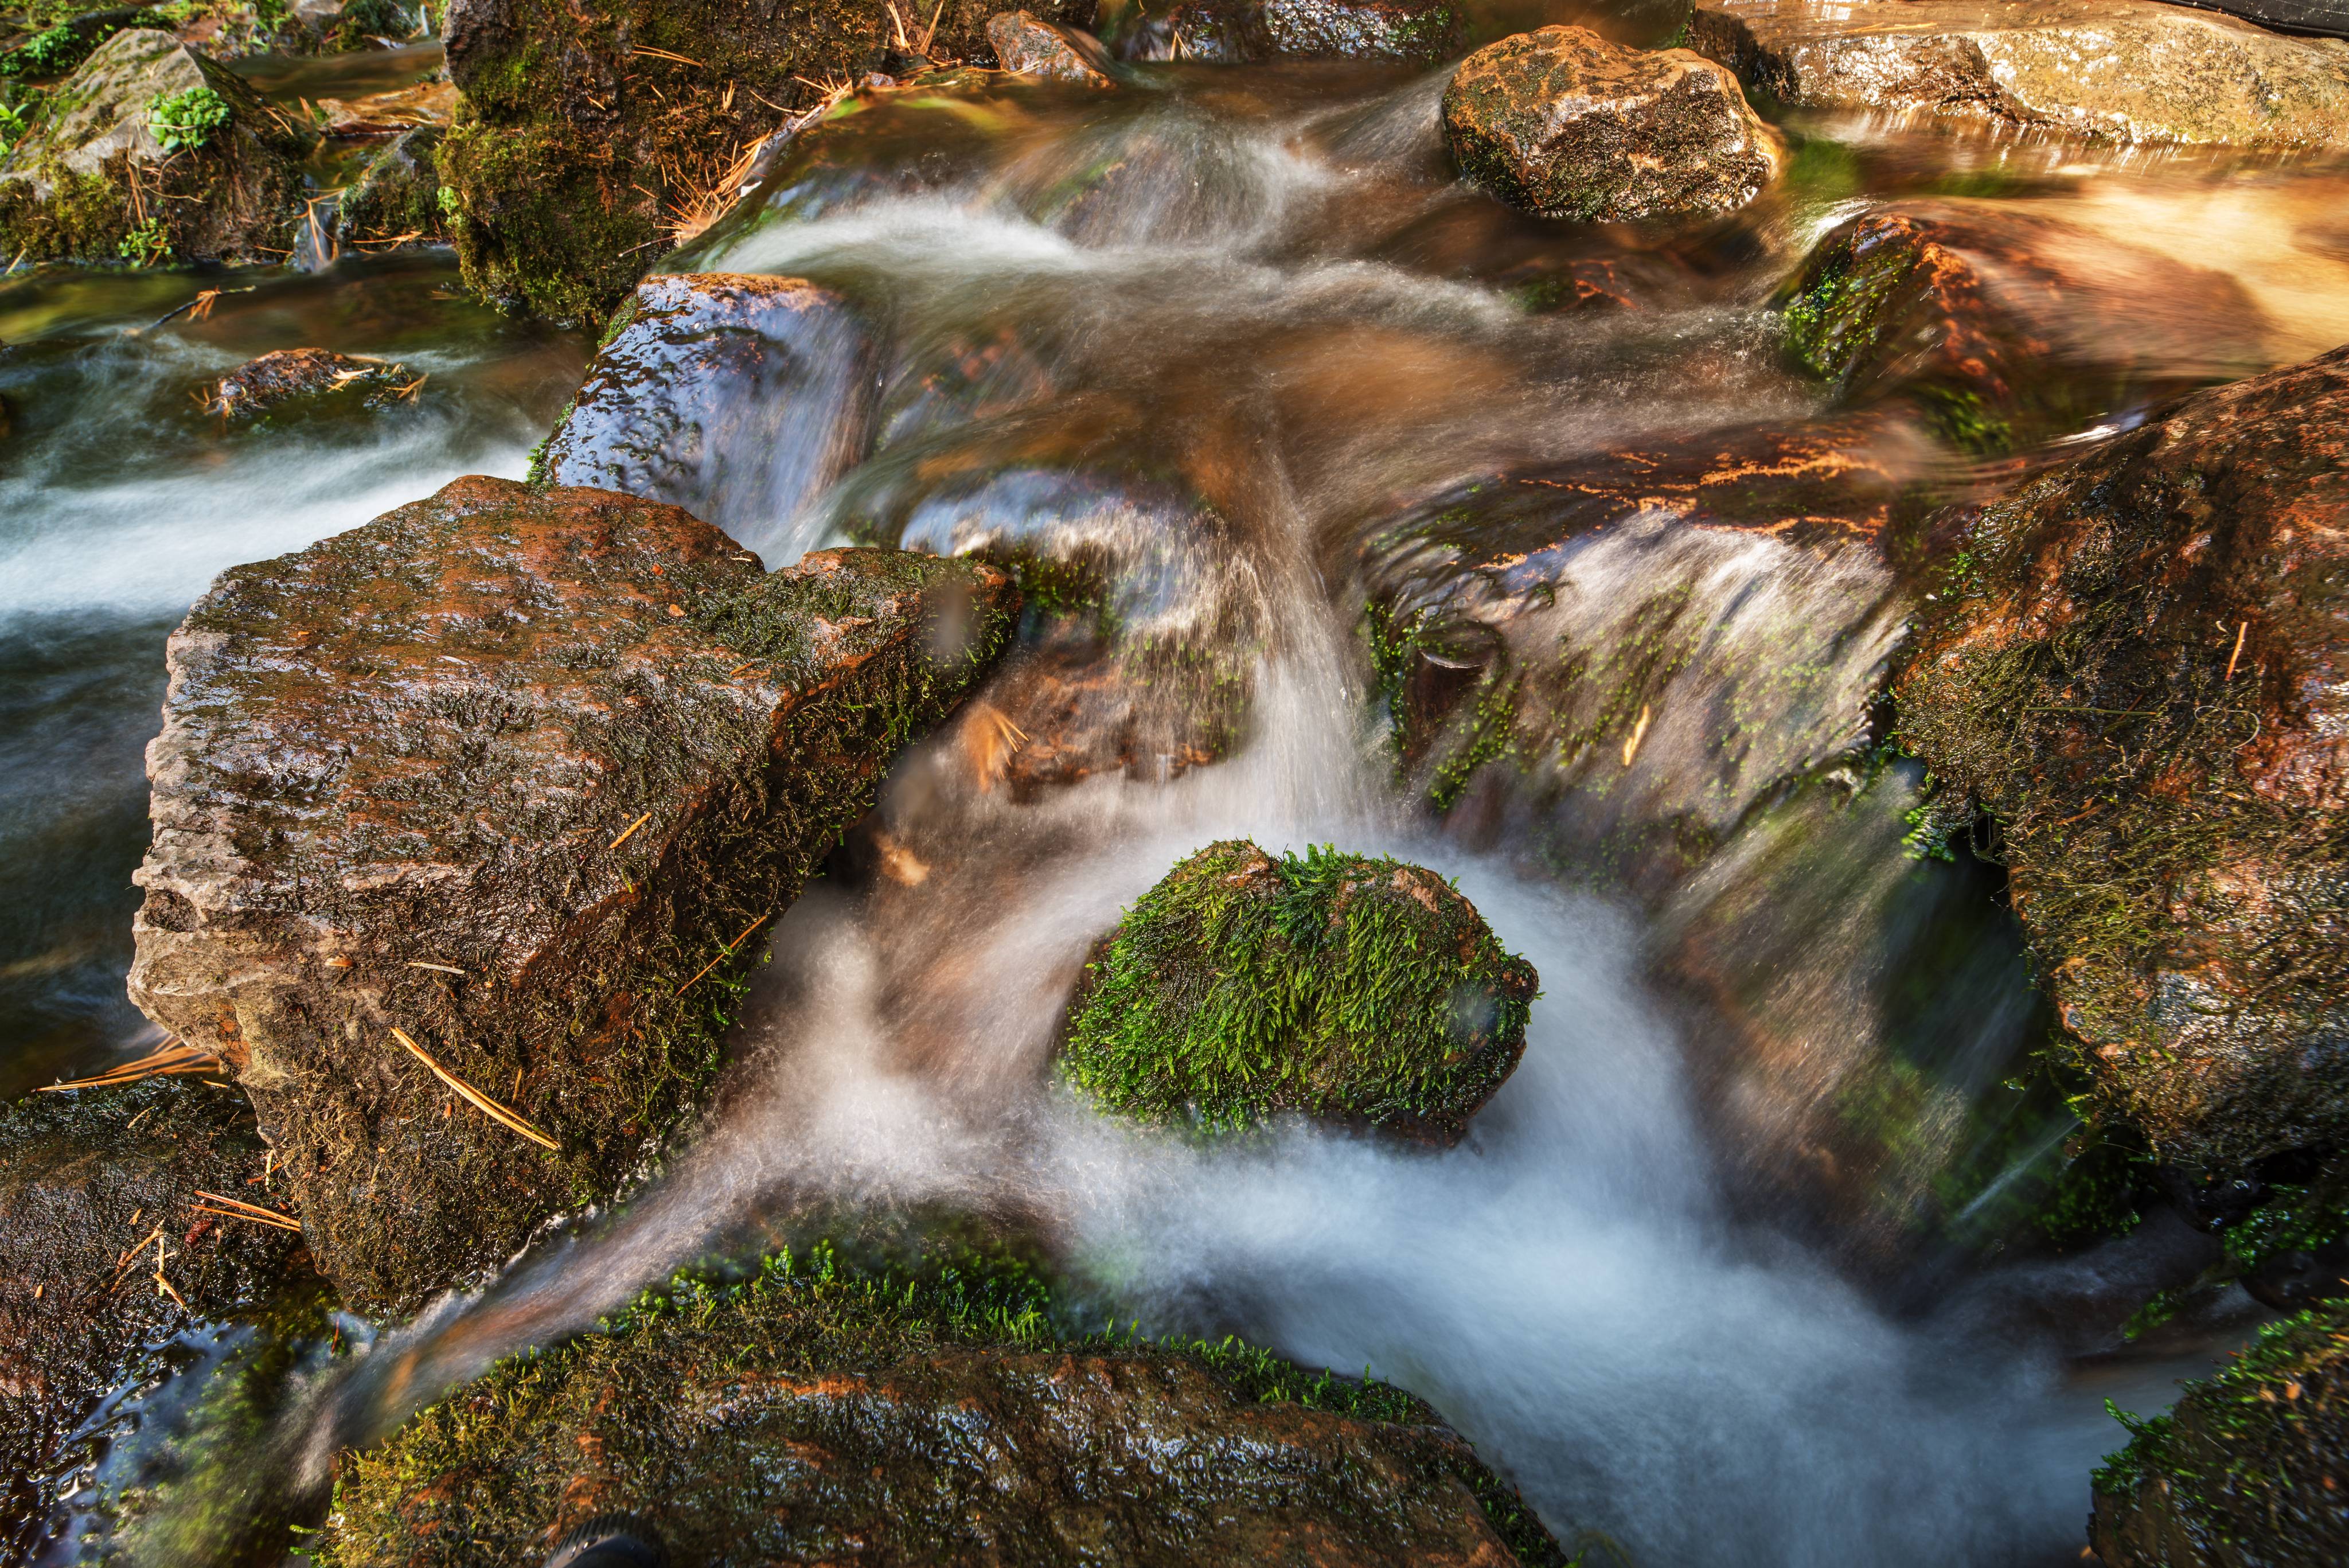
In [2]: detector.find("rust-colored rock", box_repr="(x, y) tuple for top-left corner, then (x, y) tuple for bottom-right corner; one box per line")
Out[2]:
(1897, 346), (2349, 1169)
(1780, 200), (2272, 451)
(542, 273), (875, 552)
(125, 476), (1016, 1312)
(986, 9), (1118, 81)
(1444, 25), (1782, 223)
(1692, 0), (2349, 148)
(209, 347), (416, 422)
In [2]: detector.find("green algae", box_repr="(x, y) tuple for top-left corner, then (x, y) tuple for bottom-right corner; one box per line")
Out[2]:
(1060, 840), (1539, 1142)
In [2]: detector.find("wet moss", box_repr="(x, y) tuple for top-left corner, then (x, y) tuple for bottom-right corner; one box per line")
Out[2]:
(319, 1242), (1568, 1568)
(1060, 840), (1539, 1142)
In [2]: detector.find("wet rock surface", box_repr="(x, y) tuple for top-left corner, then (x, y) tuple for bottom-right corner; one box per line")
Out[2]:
(209, 346), (416, 421)
(321, 1250), (1563, 1568)
(2091, 1301), (2349, 1568)
(331, 125), (451, 249)
(124, 475), (1016, 1313)
(435, 0), (1095, 321)
(1897, 345), (2349, 1171)
(1098, 0), (1464, 62)
(541, 273), (875, 551)
(1443, 25), (1781, 223)
(1691, 0), (2349, 148)
(1060, 839), (1539, 1142)
(0, 1075), (302, 1559)
(1363, 412), (1937, 887)
(987, 8), (1118, 81)
(1780, 200), (2272, 451)
(0, 26), (310, 263)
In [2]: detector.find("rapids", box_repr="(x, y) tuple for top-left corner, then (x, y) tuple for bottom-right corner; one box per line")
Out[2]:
(11, 37), (2349, 1568)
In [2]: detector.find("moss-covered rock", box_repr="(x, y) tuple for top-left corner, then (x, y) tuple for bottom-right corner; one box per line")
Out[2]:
(124, 476), (1017, 1314)
(333, 123), (451, 248)
(1442, 24), (1780, 223)
(987, 7), (1117, 81)
(319, 1245), (1566, 1567)
(434, 0), (1094, 322)
(208, 345), (417, 420)
(0, 1075), (305, 1559)
(0, 26), (310, 263)
(1778, 201), (2270, 453)
(1895, 345), (2349, 1173)
(1691, 0), (2349, 149)
(540, 272), (876, 547)
(2091, 1301), (2349, 1567)
(1091, 0), (1460, 63)
(1060, 840), (1538, 1142)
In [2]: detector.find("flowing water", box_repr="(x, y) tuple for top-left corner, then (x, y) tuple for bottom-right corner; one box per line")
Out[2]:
(10, 37), (2349, 1568)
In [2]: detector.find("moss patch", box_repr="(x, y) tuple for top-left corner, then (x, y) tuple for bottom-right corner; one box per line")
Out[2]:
(1060, 840), (1539, 1143)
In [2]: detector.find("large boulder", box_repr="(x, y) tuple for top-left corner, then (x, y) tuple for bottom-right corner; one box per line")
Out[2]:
(435, 0), (1096, 321)
(1442, 25), (1781, 223)
(2091, 1301), (2349, 1568)
(1896, 346), (2349, 1171)
(0, 27), (310, 263)
(125, 476), (1017, 1313)
(987, 9), (1119, 80)
(1364, 411), (1940, 888)
(0, 1074), (303, 1559)
(1779, 201), (2272, 451)
(540, 272), (876, 556)
(1060, 840), (1539, 1143)
(1091, 0), (1462, 62)
(1691, 0), (2349, 148)
(320, 1249), (1566, 1567)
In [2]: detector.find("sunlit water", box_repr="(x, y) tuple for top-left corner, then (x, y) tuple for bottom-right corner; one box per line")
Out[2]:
(13, 38), (2347, 1568)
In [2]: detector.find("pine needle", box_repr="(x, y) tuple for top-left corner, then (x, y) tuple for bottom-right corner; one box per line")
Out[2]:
(389, 1028), (557, 1150)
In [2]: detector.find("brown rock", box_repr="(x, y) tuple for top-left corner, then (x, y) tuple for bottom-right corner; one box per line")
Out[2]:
(125, 476), (1017, 1312)
(209, 347), (416, 422)
(1097, 0), (1464, 62)
(1692, 0), (2349, 147)
(0, 1075), (302, 1559)
(1897, 345), (2349, 1168)
(1780, 200), (2273, 451)
(541, 273), (876, 551)
(1443, 25), (1781, 223)
(986, 9), (1118, 81)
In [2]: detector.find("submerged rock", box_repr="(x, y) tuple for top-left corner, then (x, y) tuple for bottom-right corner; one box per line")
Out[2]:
(987, 9), (1118, 81)
(1691, 0), (2349, 148)
(0, 1074), (302, 1555)
(209, 347), (416, 422)
(124, 476), (1016, 1313)
(1780, 201), (2271, 452)
(435, 0), (1094, 321)
(321, 1250), (1564, 1567)
(1364, 411), (1941, 888)
(0, 28), (310, 264)
(1443, 25), (1781, 223)
(1095, 0), (1463, 61)
(540, 272), (875, 553)
(2091, 1301), (2349, 1568)
(1897, 346), (2349, 1170)
(1060, 840), (1539, 1142)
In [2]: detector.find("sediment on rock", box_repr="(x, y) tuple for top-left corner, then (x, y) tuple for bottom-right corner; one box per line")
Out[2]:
(1442, 24), (1781, 223)
(125, 476), (1017, 1314)
(539, 272), (876, 553)
(0, 26), (311, 263)
(1060, 839), (1539, 1142)
(1691, 0), (2349, 148)
(1896, 345), (2349, 1171)
(0, 1074), (304, 1561)
(1778, 200), (2272, 452)
(434, 0), (1095, 322)
(319, 1246), (1568, 1568)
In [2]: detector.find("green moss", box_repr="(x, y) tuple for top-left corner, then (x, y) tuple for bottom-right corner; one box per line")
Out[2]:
(1060, 840), (1539, 1141)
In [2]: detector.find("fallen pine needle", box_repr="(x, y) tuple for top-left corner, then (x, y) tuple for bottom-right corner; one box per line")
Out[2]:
(1621, 703), (1653, 767)
(389, 1028), (557, 1150)
(192, 1203), (301, 1232)
(609, 812), (653, 850)
(630, 44), (707, 67)
(677, 912), (772, 994)
(2225, 620), (2248, 681)
(406, 961), (466, 975)
(193, 1190), (299, 1228)
(42, 1040), (224, 1092)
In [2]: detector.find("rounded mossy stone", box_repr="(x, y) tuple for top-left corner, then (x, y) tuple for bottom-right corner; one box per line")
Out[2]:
(1060, 840), (1539, 1144)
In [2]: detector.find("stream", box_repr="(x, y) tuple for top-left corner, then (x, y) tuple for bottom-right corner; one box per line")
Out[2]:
(10, 32), (2349, 1568)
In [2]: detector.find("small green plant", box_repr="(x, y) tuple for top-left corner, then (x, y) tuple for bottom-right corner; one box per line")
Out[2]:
(0, 100), (27, 159)
(150, 85), (231, 154)
(1, 23), (84, 77)
(435, 183), (459, 219)
(118, 216), (172, 267)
